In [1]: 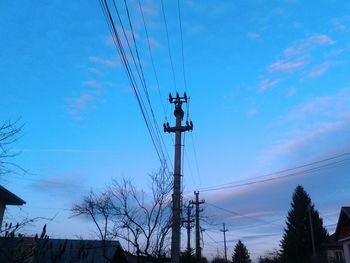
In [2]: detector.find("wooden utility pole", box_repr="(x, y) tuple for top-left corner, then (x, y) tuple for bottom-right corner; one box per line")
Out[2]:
(164, 93), (193, 263)
(220, 223), (228, 261)
(190, 191), (205, 262)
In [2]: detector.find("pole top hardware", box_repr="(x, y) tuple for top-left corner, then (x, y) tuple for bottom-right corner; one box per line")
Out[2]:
(169, 92), (188, 104)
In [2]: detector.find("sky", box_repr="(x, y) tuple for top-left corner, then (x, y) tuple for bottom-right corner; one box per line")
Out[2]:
(1, 0), (350, 261)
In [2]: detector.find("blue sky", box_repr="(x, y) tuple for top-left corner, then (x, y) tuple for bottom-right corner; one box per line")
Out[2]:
(1, 0), (350, 261)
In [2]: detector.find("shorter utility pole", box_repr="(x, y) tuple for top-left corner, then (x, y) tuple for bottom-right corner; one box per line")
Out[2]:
(190, 191), (205, 263)
(183, 203), (194, 252)
(220, 223), (228, 261)
(308, 204), (317, 262)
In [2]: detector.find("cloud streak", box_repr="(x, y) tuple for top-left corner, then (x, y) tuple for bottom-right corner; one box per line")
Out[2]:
(264, 87), (350, 162)
(258, 34), (338, 92)
(258, 79), (281, 92)
(89, 56), (120, 68)
(10, 148), (116, 154)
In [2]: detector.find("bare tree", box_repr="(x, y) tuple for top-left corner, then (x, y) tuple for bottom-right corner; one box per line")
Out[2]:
(0, 120), (24, 176)
(71, 190), (114, 242)
(72, 168), (172, 260)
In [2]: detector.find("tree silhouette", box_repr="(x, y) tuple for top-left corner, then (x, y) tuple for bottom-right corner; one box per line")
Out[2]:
(0, 120), (24, 176)
(232, 240), (251, 263)
(72, 168), (172, 260)
(280, 185), (328, 263)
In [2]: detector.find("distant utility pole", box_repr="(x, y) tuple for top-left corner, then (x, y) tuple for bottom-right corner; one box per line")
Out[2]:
(183, 203), (194, 252)
(190, 191), (205, 262)
(164, 92), (193, 263)
(220, 223), (228, 261)
(308, 204), (317, 262)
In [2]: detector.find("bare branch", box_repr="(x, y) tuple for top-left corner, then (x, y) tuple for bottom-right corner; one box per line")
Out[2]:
(0, 120), (26, 176)
(72, 168), (172, 259)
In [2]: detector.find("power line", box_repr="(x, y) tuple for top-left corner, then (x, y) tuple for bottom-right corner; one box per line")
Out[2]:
(206, 202), (281, 227)
(137, 0), (166, 117)
(198, 152), (350, 192)
(177, 0), (187, 91)
(122, 0), (173, 171)
(160, 0), (177, 92)
(98, 0), (172, 175)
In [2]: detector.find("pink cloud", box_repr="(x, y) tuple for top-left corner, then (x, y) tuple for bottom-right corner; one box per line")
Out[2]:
(82, 80), (102, 88)
(258, 34), (338, 92)
(285, 88), (296, 97)
(268, 59), (306, 73)
(258, 79), (281, 92)
(89, 56), (120, 68)
(87, 67), (102, 75)
(264, 88), (350, 160)
(247, 32), (261, 40)
(310, 34), (336, 45)
(246, 108), (257, 116)
(66, 82), (104, 121)
(66, 92), (94, 120)
(283, 34), (335, 57)
(308, 60), (345, 79)
(267, 121), (346, 158)
(146, 37), (160, 49)
(308, 61), (331, 79)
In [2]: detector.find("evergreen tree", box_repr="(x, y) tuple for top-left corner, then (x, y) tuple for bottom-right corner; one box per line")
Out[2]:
(280, 185), (328, 263)
(232, 240), (251, 263)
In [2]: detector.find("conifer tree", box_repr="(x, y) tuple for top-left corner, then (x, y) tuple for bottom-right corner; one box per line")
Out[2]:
(280, 185), (328, 263)
(232, 240), (251, 263)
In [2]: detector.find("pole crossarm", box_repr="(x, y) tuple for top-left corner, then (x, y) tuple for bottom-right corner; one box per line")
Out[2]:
(163, 122), (193, 133)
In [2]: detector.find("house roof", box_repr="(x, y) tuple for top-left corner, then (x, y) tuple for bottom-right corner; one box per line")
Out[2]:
(0, 237), (128, 263)
(34, 239), (127, 262)
(322, 233), (343, 249)
(341, 207), (350, 218)
(0, 186), (26, 205)
(335, 206), (350, 241)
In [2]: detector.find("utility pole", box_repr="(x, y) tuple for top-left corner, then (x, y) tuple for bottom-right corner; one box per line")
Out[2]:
(183, 203), (194, 252)
(190, 191), (205, 262)
(308, 204), (317, 262)
(220, 223), (228, 261)
(164, 92), (193, 263)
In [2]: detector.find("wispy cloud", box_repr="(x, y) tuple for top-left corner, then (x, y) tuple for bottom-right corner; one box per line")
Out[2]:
(247, 32), (261, 40)
(10, 148), (116, 154)
(246, 108), (257, 116)
(30, 174), (85, 195)
(145, 36), (161, 49)
(258, 34), (337, 92)
(66, 81), (103, 121)
(258, 79), (281, 92)
(307, 60), (345, 79)
(87, 67), (102, 75)
(268, 58), (306, 73)
(89, 56), (120, 68)
(82, 80), (103, 88)
(307, 61), (332, 79)
(310, 34), (336, 45)
(285, 88), (296, 97)
(331, 16), (350, 33)
(265, 87), (350, 160)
